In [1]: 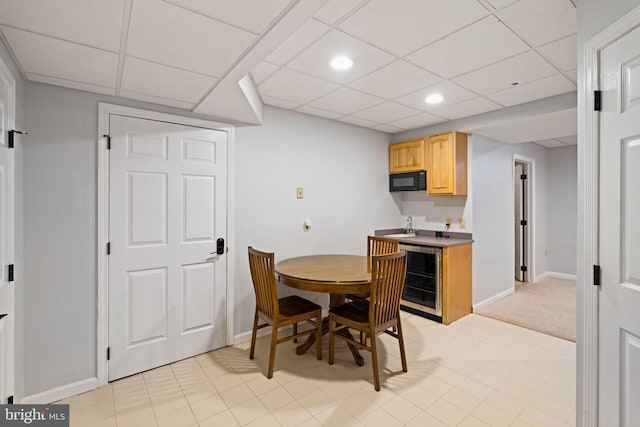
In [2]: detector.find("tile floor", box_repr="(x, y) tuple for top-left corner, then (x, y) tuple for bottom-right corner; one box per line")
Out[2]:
(56, 313), (576, 426)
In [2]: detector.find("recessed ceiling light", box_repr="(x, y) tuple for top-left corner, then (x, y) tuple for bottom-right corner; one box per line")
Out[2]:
(330, 56), (354, 70)
(425, 93), (444, 104)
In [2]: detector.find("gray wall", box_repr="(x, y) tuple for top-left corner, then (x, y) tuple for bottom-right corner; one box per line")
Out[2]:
(233, 107), (399, 334)
(0, 33), (24, 401)
(548, 145), (577, 275)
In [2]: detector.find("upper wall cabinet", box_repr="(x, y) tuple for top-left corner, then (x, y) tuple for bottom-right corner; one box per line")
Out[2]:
(426, 132), (468, 196)
(389, 138), (425, 173)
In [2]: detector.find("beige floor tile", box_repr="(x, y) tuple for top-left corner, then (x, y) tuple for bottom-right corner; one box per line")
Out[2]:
(115, 404), (156, 427)
(271, 401), (314, 427)
(219, 383), (256, 408)
(155, 405), (196, 427)
(483, 390), (527, 418)
(426, 398), (468, 426)
(298, 417), (323, 427)
(380, 395), (421, 424)
(197, 409), (240, 427)
(415, 375), (454, 397)
(455, 377), (494, 400)
(281, 377), (319, 399)
(258, 386), (295, 410)
(228, 397), (270, 425)
(245, 375), (282, 396)
(76, 400), (116, 426)
(399, 383), (439, 409)
(314, 406), (363, 427)
(457, 415), (491, 427)
(245, 413), (281, 427)
(441, 387), (482, 413)
(358, 407), (403, 427)
(527, 394), (574, 423)
(76, 385), (113, 409)
(210, 372), (245, 392)
(296, 388), (336, 416)
(188, 394), (228, 421)
(404, 410), (448, 426)
(339, 394), (378, 419)
(516, 406), (571, 427)
(470, 401), (517, 427)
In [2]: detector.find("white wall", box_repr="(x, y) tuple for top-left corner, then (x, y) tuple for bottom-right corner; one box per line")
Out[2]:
(233, 106), (400, 335)
(548, 145), (577, 276)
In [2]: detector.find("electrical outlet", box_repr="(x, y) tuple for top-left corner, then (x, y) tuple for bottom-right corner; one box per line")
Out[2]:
(296, 187), (304, 199)
(459, 218), (466, 229)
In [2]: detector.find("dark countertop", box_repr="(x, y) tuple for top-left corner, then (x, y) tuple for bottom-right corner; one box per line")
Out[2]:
(375, 228), (474, 248)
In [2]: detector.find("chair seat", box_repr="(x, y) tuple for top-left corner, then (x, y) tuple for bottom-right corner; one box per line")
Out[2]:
(279, 295), (321, 317)
(329, 300), (369, 324)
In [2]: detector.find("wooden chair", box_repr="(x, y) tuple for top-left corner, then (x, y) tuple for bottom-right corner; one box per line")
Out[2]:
(248, 247), (322, 379)
(328, 250), (408, 391)
(347, 236), (399, 302)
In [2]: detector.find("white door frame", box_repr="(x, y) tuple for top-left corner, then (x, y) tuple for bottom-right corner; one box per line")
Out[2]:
(96, 103), (235, 386)
(579, 4), (640, 425)
(0, 53), (16, 403)
(512, 154), (535, 283)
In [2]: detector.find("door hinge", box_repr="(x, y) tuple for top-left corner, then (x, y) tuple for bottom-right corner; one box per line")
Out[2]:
(520, 265), (528, 272)
(0, 314), (7, 320)
(103, 134), (111, 150)
(594, 265), (601, 286)
(107, 347), (111, 361)
(7, 396), (13, 404)
(107, 242), (111, 255)
(8, 264), (14, 282)
(520, 174), (527, 180)
(8, 130), (27, 149)
(594, 90), (602, 111)
(520, 220), (527, 226)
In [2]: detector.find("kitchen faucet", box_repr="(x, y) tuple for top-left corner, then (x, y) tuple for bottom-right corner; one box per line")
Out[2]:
(405, 216), (414, 235)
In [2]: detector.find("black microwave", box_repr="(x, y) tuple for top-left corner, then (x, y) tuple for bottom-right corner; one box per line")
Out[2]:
(389, 170), (426, 192)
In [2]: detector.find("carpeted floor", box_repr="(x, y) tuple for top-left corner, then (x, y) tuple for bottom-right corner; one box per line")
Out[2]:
(475, 276), (576, 342)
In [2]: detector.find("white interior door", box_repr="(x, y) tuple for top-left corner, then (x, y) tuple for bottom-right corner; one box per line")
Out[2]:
(598, 23), (640, 426)
(514, 163), (522, 281)
(108, 115), (227, 381)
(0, 62), (14, 403)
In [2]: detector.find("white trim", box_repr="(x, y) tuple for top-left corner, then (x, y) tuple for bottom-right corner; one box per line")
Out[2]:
(226, 127), (236, 347)
(0, 53), (16, 403)
(536, 271), (577, 281)
(512, 154), (535, 283)
(96, 102), (234, 387)
(20, 378), (97, 404)
(473, 287), (514, 311)
(578, 5), (640, 425)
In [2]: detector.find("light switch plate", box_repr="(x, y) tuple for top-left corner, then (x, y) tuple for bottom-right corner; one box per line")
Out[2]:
(296, 187), (304, 199)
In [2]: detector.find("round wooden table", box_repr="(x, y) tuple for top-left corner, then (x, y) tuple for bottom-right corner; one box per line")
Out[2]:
(275, 255), (371, 366)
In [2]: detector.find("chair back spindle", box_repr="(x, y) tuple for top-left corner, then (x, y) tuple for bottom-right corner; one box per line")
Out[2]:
(248, 246), (278, 319)
(369, 251), (407, 327)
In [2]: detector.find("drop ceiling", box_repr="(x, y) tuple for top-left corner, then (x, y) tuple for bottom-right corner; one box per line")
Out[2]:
(0, 0), (577, 141)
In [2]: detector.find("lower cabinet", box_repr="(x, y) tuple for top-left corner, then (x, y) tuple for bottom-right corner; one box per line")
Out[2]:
(442, 244), (472, 325)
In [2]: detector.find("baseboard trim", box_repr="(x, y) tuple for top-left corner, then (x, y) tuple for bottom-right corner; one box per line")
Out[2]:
(535, 271), (577, 282)
(473, 288), (514, 311)
(234, 325), (293, 345)
(20, 377), (97, 404)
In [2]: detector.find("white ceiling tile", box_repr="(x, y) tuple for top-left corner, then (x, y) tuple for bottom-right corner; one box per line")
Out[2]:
(25, 73), (116, 96)
(497, 0), (576, 46)
(262, 95), (302, 109)
(265, 19), (330, 66)
(250, 61), (280, 85)
(315, 0), (365, 25)
(387, 112), (446, 130)
(338, 0), (489, 56)
(296, 105), (344, 120)
(430, 97), (501, 120)
(352, 101), (421, 123)
(486, 74), (576, 106)
(373, 124), (404, 134)
(407, 16), (529, 78)
(164, 0), (291, 34)
(537, 34), (577, 71)
(395, 81), (476, 112)
(119, 90), (195, 110)
(287, 30), (395, 84)
(259, 68), (338, 104)
(566, 69), (577, 83)
(308, 87), (384, 115)
(127, 0), (255, 77)
(348, 60), (441, 99)
(452, 50), (557, 94)
(2, 26), (118, 88)
(0, 0), (124, 51)
(121, 57), (217, 103)
(338, 115), (379, 128)
(485, 0), (520, 10)
(534, 138), (565, 148)
(557, 135), (577, 145)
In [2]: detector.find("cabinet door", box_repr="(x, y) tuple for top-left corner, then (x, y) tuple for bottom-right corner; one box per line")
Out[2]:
(389, 139), (424, 173)
(427, 133), (454, 194)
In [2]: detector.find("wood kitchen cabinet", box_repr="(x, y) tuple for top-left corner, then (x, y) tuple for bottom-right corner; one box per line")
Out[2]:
(426, 131), (468, 195)
(442, 243), (472, 325)
(389, 138), (425, 173)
